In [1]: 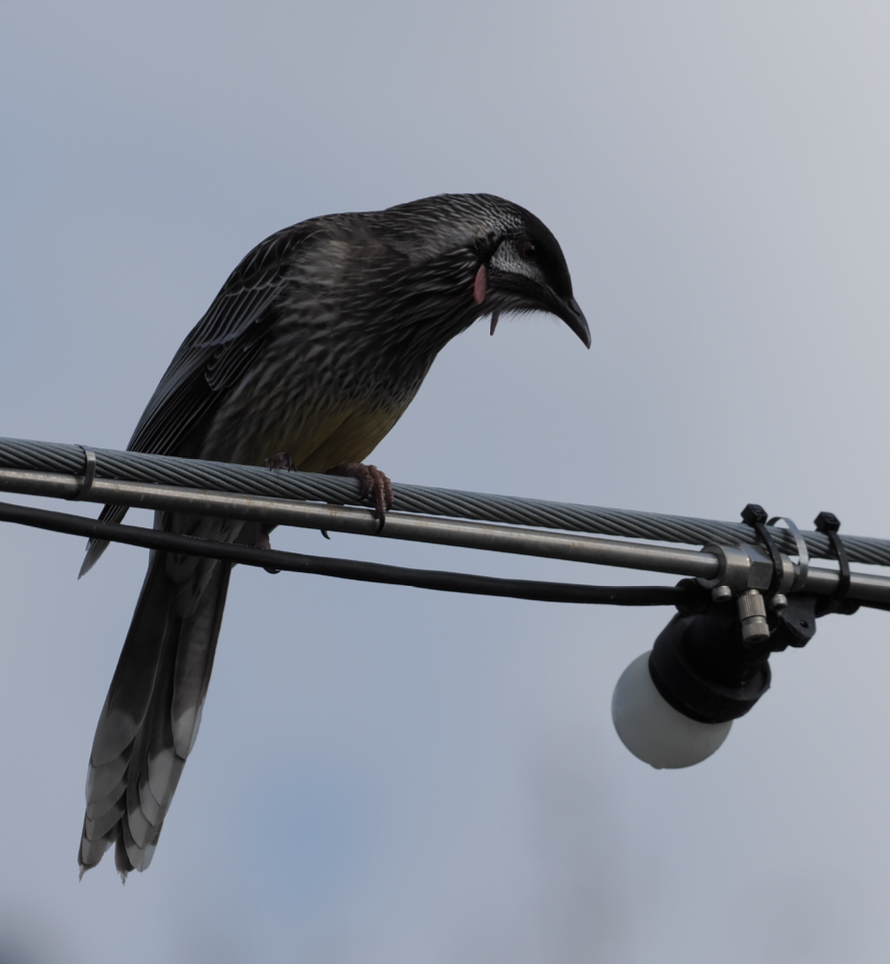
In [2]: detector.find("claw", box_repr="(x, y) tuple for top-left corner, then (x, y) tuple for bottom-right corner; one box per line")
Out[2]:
(263, 452), (296, 471)
(327, 462), (393, 527)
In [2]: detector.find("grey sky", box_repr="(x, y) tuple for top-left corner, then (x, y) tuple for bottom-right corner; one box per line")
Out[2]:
(2, 1), (889, 961)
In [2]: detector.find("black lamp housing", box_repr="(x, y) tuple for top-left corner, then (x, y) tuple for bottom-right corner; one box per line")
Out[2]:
(647, 588), (822, 725)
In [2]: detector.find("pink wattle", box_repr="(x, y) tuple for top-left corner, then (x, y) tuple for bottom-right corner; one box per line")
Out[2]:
(473, 264), (487, 304)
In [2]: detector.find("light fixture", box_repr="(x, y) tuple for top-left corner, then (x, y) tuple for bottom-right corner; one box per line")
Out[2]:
(612, 582), (819, 769)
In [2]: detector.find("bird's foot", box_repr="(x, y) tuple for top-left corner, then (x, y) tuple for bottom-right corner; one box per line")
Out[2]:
(327, 462), (393, 529)
(263, 452), (296, 472)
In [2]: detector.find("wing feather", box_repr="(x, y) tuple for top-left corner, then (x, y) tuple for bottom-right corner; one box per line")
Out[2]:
(81, 223), (315, 574)
(128, 223), (313, 458)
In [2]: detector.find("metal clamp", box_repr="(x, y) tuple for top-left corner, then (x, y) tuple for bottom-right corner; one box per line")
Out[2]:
(697, 543), (752, 593)
(698, 541), (784, 599)
(767, 515), (809, 593)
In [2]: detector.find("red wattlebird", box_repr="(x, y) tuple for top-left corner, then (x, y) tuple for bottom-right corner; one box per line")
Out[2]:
(78, 193), (590, 877)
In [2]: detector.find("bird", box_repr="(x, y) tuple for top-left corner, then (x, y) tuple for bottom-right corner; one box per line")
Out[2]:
(77, 192), (590, 878)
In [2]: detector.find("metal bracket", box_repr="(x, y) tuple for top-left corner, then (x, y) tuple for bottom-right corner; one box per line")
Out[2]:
(768, 515), (809, 593)
(697, 542), (793, 597)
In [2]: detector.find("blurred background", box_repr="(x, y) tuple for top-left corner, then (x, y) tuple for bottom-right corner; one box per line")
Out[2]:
(2, 1), (889, 960)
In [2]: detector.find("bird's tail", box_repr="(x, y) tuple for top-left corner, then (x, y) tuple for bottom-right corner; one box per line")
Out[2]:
(78, 545), (232, 878)
(79, 503), (129, 578)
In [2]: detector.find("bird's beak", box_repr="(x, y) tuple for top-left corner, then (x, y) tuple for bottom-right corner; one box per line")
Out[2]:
(556, 294), (591, 349)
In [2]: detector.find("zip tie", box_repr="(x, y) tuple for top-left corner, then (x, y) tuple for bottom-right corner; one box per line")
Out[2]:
(69, 446), (97, 501)
(814, 511), (851, 601)
(741, 503), (784, 599)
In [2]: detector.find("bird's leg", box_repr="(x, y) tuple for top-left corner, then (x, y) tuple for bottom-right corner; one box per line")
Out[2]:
(327, 462), (394, 528)
(257, 452), (296, 564)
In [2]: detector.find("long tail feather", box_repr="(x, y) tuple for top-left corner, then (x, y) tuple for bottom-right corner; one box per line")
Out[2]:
(79, 545), (232, 878)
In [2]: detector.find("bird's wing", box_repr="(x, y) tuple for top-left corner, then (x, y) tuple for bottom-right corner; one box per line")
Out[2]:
(80, 224), (315, 575)
(128, 223), (314, 457)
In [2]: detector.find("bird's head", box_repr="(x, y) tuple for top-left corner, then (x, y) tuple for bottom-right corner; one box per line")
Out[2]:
(381, 193), (590, 350)
(470, 200), (590, 348)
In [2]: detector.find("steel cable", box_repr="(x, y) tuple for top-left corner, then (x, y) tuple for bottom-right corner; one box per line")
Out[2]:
(0, 436), (885, 566)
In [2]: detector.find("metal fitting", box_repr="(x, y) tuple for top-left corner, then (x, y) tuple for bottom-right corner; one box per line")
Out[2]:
(737, 589), (770, 643)
(698, 544), (752, 592)
(699, 543), (795, 596)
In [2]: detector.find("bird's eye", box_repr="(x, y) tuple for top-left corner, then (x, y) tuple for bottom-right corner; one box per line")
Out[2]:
(518, 241), (536, 261)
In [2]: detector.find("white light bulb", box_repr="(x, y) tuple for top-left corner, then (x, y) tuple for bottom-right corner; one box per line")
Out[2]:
(611, 652), (732, 768)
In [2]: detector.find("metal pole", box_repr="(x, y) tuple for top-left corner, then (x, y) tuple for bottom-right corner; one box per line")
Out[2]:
(0, 467), (719, 579)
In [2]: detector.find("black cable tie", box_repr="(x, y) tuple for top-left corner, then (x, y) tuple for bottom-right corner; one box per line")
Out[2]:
(68, 445), (97, 501)
(741, 503), (784, 598)
(814, 511), (852, 602)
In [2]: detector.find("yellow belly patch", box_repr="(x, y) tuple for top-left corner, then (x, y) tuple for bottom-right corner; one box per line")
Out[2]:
(247, 398), (407, 473)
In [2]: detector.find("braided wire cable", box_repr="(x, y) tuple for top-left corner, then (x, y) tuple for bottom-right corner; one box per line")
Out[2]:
(1, 436), (887, 566)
